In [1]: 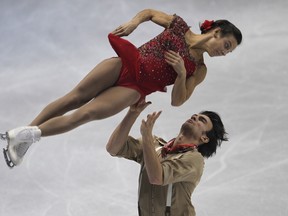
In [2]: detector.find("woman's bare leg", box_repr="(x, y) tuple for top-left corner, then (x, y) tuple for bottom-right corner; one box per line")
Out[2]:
(38, 86), (141, 136)
(29, 58), (122, 126)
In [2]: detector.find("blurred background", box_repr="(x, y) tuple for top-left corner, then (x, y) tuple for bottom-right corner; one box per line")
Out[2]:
(0, 0), (287, 215)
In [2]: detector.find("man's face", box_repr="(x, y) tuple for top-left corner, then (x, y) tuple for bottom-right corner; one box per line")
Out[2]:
(181, 114), (213, 143)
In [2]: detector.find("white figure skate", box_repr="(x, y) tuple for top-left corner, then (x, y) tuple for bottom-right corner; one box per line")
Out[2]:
(1, 126), (41, 168)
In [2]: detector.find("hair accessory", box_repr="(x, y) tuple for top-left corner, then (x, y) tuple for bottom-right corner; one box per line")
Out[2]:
(200, 20), (214, 32)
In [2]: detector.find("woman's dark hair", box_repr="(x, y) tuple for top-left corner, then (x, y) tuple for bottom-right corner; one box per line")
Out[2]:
(197, 111), (228, 158)
(200, 20), (242, 45)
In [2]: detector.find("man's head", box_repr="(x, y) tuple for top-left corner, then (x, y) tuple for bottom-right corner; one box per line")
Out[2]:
(180, 111), (228, 158)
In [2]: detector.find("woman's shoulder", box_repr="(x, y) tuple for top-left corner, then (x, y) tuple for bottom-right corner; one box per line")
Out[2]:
(167, 14), (190, 34)
(168, 14), (187, 25)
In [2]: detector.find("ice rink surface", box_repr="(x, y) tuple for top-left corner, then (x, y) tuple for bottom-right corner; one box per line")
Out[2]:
(0, 0), (287, 215)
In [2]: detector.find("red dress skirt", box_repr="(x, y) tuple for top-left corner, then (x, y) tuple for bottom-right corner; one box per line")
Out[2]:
(108, 33), (146, 98)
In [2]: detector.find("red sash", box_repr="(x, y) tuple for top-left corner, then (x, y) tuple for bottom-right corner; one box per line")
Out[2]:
(161, 138), (197, 158)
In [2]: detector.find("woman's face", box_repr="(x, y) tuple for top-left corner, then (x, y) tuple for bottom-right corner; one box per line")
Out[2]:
(206, 30), (238, 57)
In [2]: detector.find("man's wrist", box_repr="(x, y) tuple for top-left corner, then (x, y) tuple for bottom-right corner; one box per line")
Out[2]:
(142, 134), (154, 145)
(127, 109), (141, 118)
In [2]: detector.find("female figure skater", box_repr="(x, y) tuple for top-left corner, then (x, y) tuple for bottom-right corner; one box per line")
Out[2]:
(1, 9), (242, 167)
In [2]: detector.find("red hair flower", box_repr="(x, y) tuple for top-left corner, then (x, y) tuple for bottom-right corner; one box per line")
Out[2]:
(200, 20), (214, 32)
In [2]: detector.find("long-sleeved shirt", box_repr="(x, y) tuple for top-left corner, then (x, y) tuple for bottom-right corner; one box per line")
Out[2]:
(114, 135), (205, 216)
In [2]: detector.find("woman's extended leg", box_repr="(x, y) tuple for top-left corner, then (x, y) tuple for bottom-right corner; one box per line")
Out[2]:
(3, 70), (141, 167)
(38, 86), (141, 136)
(29, 58), (122, 126)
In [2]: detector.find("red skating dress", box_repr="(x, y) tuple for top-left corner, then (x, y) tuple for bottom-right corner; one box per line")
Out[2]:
(108, 15), (203, 98)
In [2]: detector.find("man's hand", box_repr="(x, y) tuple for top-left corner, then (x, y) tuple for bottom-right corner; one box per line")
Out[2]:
(141, 110), (163, 185)
(129, 99), (151, 115)
(140, 111), (162, 137)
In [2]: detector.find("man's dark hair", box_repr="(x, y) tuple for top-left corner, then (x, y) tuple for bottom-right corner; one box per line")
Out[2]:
(198, 111), (228, 158)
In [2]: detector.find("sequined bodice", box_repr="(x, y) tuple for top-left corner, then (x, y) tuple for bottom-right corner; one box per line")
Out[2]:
(136, 15), (198, 92)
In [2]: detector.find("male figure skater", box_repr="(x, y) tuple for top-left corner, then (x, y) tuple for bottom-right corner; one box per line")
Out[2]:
(106, 100), (228, 216)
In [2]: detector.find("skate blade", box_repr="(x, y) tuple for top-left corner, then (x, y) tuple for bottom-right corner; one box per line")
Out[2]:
(3, 148), (15, 168)
(0, 133), (8, 141)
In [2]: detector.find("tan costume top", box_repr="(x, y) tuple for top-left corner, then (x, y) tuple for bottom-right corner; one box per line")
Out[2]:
(115, 136), (205, 216)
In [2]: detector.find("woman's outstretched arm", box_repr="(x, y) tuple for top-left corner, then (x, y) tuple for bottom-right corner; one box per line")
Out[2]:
(111, 9), (174, 37)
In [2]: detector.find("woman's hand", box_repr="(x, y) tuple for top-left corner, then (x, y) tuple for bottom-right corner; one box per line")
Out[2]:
(111, 21), (138, 37)
(164, 50), (186, 78)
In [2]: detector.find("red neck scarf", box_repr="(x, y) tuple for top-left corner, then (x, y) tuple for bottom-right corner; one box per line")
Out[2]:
(161, 138), (197, 158)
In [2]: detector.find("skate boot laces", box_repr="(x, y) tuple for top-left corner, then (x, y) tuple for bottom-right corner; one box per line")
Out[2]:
(15, 142), (32, 158)
(16, 128), (38, 143)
